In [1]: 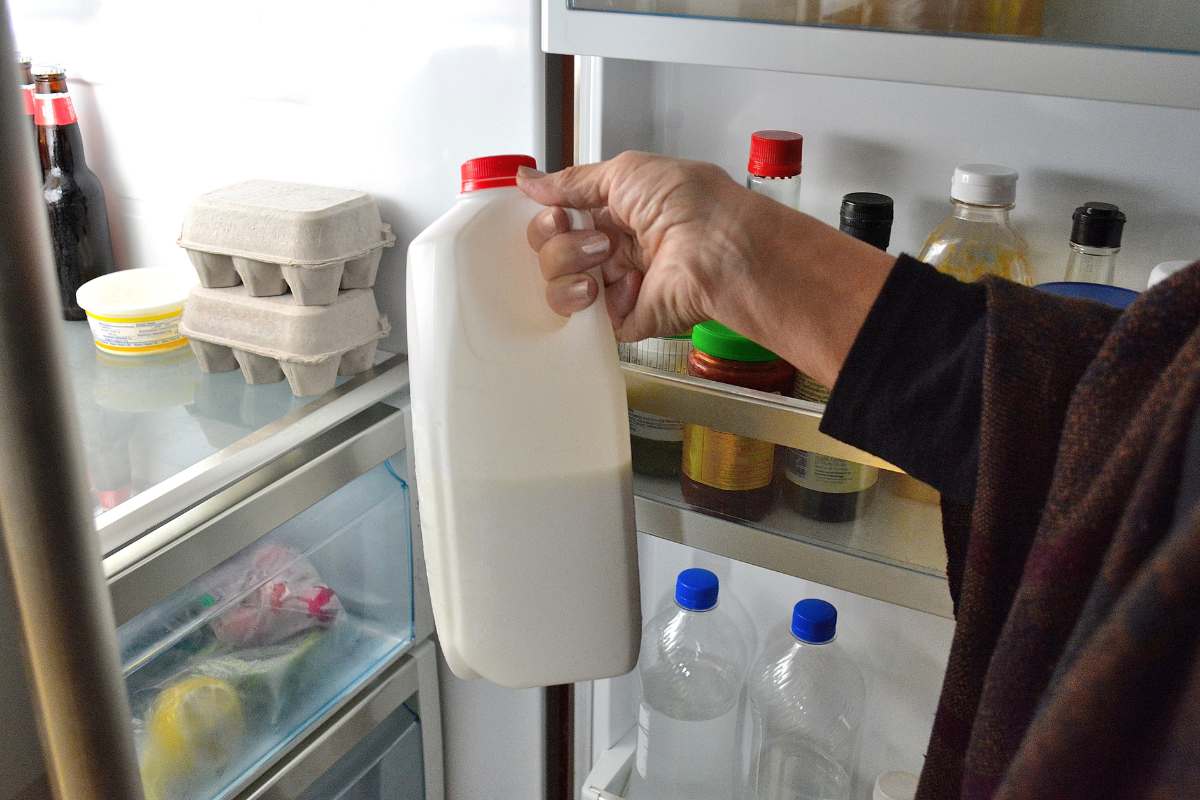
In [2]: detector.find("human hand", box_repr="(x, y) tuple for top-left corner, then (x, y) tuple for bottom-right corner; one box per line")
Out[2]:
(519, 151), (896, 387)
(518, 151), (767, 342)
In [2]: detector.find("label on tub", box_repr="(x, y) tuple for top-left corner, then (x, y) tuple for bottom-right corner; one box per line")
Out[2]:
(86, 308), (188, 355)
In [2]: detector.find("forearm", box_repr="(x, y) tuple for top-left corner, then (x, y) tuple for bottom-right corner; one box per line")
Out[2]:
(708, 191), (896, 388)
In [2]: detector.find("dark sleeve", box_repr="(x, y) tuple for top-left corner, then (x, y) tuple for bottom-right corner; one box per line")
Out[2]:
(820, 254), (987, 504)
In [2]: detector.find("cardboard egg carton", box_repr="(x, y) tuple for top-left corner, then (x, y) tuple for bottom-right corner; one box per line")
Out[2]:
(180, 286), (389, 397)
(179, 180), (396, 306)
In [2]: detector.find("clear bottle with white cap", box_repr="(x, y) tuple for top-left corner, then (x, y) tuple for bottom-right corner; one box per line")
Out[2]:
(918, 163), (1032, 286)
(1148, 260), (1193, 289)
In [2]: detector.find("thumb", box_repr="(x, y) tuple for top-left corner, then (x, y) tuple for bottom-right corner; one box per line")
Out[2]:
(517, 160), (617, 211)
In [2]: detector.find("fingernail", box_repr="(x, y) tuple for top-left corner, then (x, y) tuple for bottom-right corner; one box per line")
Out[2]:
(517, 166), (546, 180)
(581, 234), (610, 256)
(568, 277), (593, 303)
(540, 210), (560, 235)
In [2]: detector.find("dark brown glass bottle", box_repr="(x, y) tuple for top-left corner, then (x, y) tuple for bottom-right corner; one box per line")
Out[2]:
(18, 56), (36, 143)
(34, 67), (115, 321)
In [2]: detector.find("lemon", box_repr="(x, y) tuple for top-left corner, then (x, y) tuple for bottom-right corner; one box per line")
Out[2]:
(141, 675), (244, 800)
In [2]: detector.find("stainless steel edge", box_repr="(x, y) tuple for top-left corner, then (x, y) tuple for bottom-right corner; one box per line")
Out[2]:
(0, 4), (146, 796)
(402, 404), (437, 645)
(635, 495), (955, 619)
(621, 364), (901, 472)
(106, 403), (405, 626)
(235, 640), (437, 800)
(97, 355), (409, 554)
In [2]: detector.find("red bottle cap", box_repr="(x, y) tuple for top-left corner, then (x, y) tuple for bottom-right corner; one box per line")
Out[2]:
(461, 154), (537, 193)
(747, 130), (803, 178)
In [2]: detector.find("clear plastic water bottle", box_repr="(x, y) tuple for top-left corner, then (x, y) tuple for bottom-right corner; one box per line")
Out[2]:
(627, 569), (750, 800)
(746, 599), (865, 800)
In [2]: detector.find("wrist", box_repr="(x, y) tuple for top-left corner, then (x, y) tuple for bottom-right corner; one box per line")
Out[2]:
(711, 195), (895, 387)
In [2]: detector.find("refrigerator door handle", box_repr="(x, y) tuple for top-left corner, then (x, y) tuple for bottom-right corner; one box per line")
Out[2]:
(0, 4), (146, 798)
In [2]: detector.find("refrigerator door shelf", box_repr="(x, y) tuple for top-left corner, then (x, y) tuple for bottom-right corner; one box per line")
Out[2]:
(62, 318), (407, 557)
(581, 726), (635, 800)
(118, 458), (416, 800)
(622, 364), (951, 618)
(635, 486), (951, 618)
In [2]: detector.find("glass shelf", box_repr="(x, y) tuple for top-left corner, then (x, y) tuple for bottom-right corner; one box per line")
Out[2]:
(547, 1), (1200, 109)
(569, 0), (1200, 55)
(62, 321), (406, 553)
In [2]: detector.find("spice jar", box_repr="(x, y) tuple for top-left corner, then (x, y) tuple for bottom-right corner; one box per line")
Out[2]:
(681, 322), (795, 522)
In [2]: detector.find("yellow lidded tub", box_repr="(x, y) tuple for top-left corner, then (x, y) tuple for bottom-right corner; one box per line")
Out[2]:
(75, 268), (197, 356)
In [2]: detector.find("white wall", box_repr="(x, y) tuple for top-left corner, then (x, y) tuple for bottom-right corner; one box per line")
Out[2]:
(8, 2), (549, 798)
(9, 0), (547, 355)
(602, 58), (1200, 290)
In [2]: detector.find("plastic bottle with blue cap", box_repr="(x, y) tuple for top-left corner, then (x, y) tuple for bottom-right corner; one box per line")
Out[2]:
(626, 568), (751, 800)
(745, 598), (865, 800)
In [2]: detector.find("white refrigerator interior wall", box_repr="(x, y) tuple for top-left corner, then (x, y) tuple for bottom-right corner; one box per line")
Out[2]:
(601, 59), (1200, 290)
(9, 2), (548, 798)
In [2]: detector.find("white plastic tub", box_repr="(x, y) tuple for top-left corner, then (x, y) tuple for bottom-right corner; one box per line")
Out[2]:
(76, 269), (199, 357)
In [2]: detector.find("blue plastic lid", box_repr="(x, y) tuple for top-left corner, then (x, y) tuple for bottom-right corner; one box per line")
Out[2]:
(792, 599), (837, 644)
(1037, 281), (1139, 310)
(675, 568), (719, 611)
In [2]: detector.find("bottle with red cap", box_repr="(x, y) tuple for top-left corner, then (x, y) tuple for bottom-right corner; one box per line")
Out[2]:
(406, 154), (639, 689)
(746, 129), (804, 208)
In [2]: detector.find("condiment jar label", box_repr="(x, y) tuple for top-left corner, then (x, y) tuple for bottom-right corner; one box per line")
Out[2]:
(629, 410), (684, 442)
(620, 337), (692, 443)
(784, 451), (878, 494)
(682, 424), (775, 491)
(792, 371), (831, 404)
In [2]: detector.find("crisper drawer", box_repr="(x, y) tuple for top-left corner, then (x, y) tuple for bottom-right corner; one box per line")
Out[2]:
(298, 704), (423, 800)
(117, 460), (414, 800)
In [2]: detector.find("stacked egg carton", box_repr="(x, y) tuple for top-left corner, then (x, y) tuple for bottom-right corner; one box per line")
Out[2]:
(177, 180), (394, 396)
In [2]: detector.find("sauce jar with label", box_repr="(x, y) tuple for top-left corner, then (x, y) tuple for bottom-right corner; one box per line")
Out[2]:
(783, 193), (891, 523)
(619, 334), (693, 477)
(681, 322), (795, 522)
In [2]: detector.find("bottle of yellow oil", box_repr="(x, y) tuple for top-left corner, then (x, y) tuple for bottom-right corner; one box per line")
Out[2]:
(899, 164), (1033, 505)
(919, 163), (1032, 286)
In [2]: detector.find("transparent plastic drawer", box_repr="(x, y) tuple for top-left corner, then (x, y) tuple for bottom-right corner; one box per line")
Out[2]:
(299, 704), (424, 800)
(118, 459), (414, 800)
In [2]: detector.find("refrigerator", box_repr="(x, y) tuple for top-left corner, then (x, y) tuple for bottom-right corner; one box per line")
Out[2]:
(1, 1), (1198, 799)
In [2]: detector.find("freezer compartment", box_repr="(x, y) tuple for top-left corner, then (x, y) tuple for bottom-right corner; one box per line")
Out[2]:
(118, 460), (414, 800)
(298, 704), (423, 800)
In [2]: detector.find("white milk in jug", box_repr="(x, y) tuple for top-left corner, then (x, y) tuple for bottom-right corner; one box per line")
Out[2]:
(406, 154), (639, 688)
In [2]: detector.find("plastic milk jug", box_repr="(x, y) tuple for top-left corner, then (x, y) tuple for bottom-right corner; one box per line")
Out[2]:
(406, 154), (639, 688)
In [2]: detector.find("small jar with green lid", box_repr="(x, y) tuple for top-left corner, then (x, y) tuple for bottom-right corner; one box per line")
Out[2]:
(681, 322), (795, 522)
